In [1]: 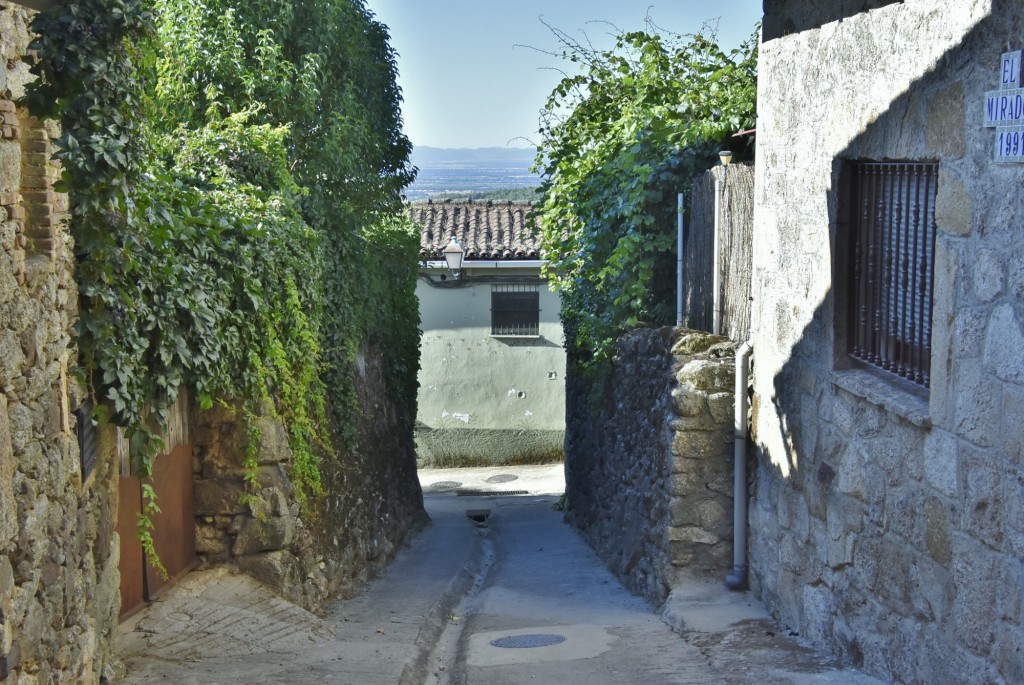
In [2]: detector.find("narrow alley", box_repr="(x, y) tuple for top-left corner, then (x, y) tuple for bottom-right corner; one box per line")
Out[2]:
(117, 466), (881, 685)
(2, 3), (1020, 684)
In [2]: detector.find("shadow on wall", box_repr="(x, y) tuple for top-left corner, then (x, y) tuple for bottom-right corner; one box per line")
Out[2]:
(762, 0), (904, 41)
(491, 336), (563, 349)
(756, 3), (1023, 683)
(759, 0), (1011, 485)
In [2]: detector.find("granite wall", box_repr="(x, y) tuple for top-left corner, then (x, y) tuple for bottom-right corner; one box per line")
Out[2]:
(564, 328), (736, 604)
(751, 2), (1024, 683)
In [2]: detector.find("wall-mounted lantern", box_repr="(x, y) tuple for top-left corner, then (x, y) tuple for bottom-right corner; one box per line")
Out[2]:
(443, 237), (464, 279)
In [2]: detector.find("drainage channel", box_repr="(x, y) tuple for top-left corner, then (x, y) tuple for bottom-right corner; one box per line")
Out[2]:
(423, 523), (497, 685)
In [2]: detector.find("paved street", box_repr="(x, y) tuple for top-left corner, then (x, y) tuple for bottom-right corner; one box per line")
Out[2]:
(118, 466), (881, 684)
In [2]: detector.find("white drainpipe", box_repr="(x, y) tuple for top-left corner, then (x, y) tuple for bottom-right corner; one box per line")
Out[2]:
(676, 192), (685, 327)
(726, 341), (752, 590)
(712, 175), (722, 336)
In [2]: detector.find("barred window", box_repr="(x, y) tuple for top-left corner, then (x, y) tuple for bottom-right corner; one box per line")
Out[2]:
(846, 161), (938, 388)
(75, 397), (98, 483)
(491, 285), (539, 336)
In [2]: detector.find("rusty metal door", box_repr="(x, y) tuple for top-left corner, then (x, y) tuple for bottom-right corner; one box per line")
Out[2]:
(117, 442), (197, 619)
(117, 474), (146, 619)
(145, 442), (197, 599)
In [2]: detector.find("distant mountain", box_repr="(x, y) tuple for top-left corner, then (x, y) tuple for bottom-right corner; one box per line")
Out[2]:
(405, 146), (541, 202)
(411, 146), (536, 166)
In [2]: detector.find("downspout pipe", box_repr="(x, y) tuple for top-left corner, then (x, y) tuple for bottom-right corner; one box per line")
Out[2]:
(712, 174), (722, 335)
(676, 192), (685, 327)
(726, 341), (752, 591)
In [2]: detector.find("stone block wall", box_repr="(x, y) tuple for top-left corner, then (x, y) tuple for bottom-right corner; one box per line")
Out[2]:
(193, 341), (427, 611)
(751, 2), (1024, 683)
(564, 328), (736, 604)
(0, 5), (121, 684)
(666, 333), (737, 576)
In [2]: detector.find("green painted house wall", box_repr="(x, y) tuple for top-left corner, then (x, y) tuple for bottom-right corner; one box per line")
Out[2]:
(415, 264), (565, 467)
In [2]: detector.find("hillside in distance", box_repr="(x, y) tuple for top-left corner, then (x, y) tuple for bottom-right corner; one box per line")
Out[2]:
(406, 146), (541, 202)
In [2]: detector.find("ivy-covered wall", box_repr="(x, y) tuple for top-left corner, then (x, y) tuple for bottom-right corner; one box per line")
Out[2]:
(21, 0), (424, 556)
(533, 23), (757, 605)
(192, 341), (426, 610)
(2, 0), (425, 675)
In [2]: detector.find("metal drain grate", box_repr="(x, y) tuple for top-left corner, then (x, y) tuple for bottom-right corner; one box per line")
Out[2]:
(456, 489), (529, 497)
(490, 634), (567, 649)
(485, 474), (519, 484)
(424, 481), (462, 492)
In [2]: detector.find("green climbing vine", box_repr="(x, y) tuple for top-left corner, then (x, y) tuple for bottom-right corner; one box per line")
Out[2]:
(23, 0), (418, 568)
(534, 21), (758, 369)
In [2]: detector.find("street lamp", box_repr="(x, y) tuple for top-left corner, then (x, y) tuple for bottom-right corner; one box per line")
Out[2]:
(443, 237), (464, 278)
(712, 150), (733, 336)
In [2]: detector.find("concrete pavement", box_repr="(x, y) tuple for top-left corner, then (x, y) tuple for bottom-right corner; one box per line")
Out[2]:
(117, 465), (882, 684)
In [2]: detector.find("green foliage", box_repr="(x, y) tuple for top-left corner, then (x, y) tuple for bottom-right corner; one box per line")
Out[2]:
(138, 483), (166, 578)
(23, 0), (417, 526)
(24, 0), (167, 465)
(23, 0), (153, 192)
(150, 0), (419, 442)
(534, 23), (758, 367)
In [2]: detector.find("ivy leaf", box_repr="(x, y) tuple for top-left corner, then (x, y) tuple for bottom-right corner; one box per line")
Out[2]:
(534, 21), (758, 365)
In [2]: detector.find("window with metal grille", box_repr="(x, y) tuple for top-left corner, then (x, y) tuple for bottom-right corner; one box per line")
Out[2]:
(491, 285), (540, 336)
(846, 161), (938, 388)
(75, 397), (98, 483)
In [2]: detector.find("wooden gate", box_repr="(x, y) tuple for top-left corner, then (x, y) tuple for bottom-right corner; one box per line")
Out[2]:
(117, 398), (196, 619)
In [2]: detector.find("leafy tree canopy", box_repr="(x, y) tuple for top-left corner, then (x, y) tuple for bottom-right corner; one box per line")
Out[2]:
(24, 0), (419, 566)
(534, 21), (758, 366)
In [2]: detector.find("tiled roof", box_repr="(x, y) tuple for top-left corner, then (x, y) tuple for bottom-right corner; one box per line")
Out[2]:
(410, 200), (542, 261)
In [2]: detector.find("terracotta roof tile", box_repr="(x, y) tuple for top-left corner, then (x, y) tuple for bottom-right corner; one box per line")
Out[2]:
(410, 200), (542, 261)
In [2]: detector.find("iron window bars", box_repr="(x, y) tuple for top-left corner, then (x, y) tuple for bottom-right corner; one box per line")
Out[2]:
(491, 284), (540, 336)
(847, 161), (938, 388)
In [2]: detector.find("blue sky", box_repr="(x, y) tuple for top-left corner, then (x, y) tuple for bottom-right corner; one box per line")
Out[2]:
(364, 0), (763, 149)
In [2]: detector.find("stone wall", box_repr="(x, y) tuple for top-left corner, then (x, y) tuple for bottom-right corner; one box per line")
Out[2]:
(193, 341), (427, 610)
(751, 2), (1024, 683)
(564, 328), (736, 604)
(0, 5), (121, 683)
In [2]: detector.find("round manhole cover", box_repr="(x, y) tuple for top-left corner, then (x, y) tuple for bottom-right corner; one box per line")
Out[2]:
(485, 474), (519, 484)
(489, 634), (567, 649)
(424, 480), (462, 492)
